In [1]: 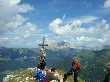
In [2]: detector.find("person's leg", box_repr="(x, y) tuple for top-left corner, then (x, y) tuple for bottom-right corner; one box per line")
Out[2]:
(63, 68), (73, 82)
(74, 71), (78, 82)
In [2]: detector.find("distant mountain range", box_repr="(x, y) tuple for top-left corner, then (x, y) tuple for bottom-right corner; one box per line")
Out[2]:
(0, 47), (110, 82)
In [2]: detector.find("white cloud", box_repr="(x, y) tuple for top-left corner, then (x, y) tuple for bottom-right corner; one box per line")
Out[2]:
(0, 0), (33, 20)
(104, 0), (110, 8)
(49, 16), (110, 50)
(49, 18), (66, 35)
(20, 22), (37, 38)
(49, 16), (98, 35)
(0, 0), (37, 47)
(0, 0), (35, 33)
(46, 38), (58, 48)
(1, 15), (27, 32)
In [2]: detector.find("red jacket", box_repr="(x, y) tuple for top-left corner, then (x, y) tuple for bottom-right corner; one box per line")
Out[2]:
(72, 62), (80, 71)
(76, 63), (80, 71)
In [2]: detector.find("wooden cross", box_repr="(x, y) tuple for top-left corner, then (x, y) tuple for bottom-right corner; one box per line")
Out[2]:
(39, 37), (48, 49)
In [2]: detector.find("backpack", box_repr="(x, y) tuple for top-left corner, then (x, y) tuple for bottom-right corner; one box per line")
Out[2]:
(34, 69), (46, 80)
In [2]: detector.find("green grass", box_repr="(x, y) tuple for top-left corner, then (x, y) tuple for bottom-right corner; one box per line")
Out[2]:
(67, 76), (83, 82)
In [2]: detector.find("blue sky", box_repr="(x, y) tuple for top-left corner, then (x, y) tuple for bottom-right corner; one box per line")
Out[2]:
(0, 0), (110, 49)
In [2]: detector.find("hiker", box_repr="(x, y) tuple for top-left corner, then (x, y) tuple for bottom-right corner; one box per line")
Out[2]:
(104, 63), (110, 82)
(63, 57), (80, 82)
(34, 64), (49, 82)
(39, 48), (46, 70)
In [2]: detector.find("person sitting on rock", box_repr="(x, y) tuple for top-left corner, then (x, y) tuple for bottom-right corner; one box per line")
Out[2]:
(63, 57), (80, 82)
